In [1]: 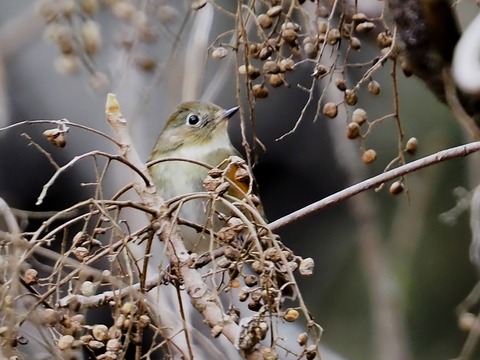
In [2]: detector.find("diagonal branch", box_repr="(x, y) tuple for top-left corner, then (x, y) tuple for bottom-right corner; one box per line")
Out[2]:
(270, 141), (480, 231)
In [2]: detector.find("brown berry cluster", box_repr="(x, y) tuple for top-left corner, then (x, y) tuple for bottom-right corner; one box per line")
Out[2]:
(201, 157), (315, 314)
(37, 0), (106, 83)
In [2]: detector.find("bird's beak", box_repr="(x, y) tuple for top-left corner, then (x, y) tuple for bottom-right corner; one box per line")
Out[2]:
(223, 106), (239, 119)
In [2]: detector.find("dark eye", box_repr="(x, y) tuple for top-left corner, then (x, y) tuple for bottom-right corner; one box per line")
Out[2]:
(186, 114), (200, 126)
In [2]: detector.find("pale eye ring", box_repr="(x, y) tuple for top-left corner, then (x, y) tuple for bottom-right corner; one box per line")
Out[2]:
(186, 114), (200, 126)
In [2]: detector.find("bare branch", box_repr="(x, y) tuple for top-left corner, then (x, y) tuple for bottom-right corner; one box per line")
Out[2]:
(270, 141), (480, 231)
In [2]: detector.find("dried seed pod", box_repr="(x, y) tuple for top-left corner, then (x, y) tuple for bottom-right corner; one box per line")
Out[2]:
(92, 324), (109, 341)
(81, 281), (96, 296)
(138, 315), (150, 328)
(362, 149), (377, 164)
(259, 46), (273, 61)
(267, 5), (282, 17)
(203, 176), (222, 191)
(88, 340), (104, 349)
(279, 58), (294, 72)
(326, 28), (341, 45)
(247, 300), (262, 311)
(306, 345), (317, 360)
(224, 246), (241, 261)
(106, 338), (122, 352)
(43, 128), (67, 148)
(313, 64), (327, 77)
(257, 14), (272, 29)
(212, 47), (228, 59)
(406, 137), (418, 154)
(230, 279), (241, 288)
(316, 6), (329, 18)
(54, 54), (80, 75)
(217, 257), (231, 268)
(264, 247), (282, 262)
(252, 84), (269, 98)
(37, 0), (60, 22)
(345, 89), (358, 106)
(350, 36), (361, 50)
(191, 0), (207, 10)
(283, 308), (299, 322)
(352, 13), (368, 23)
(323, 102), (338, 118)
(249, 43), (261, 57)
(268, 74), (284, 88)
(346, 122), (361, 139)
(317, 20), (328, 34)
(61, 0), (77, 18)
(263, 60), (280, 74)
(355, 21), (375, 33)
(335, 78), (347, 91)
(303, 42), (318, 59)
(58, 335), (75, 350)
(238, 65), (260, 80)
(389, 181), (404, 195)
(239, 288), (249, 302)
(376, 31), (392, 48)
(81, 20), (101, 55)
(24, 268), (38, 285)
(120, 301), (136, 315)
(297, 332), (308, 346)
(244, 275), (258, 287)
(81, 0), (98, 15)
(251, 260), (264, 274)
(281, 28), (297, 44)
(367, 80), (381, 95)
(303, 36), (314, 45)
(43, 308), (62, 326)
(299, 257), (314, 275)
(112, 1), (136, 20)
(352, 108), (367, 124)
(156, 4), (178, 24)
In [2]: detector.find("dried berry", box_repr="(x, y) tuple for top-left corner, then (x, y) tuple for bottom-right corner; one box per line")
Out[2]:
(323, 102), (338, 118)
(335, 78), (347, 91)
(212, 47), (228, 59)
(257, 14), (272, 28)
(326, 28), (341, 45)
(352, 108), (367, 124)
(283, 308), (299, 322)
(252, 84), (269, 98)
(362, 149), (377, 164)
(350, 37), (361, 50)
(377, 31), (392, 48)
(367, 80), (381, 95)
(406, 137), (418, 154)
(263, 60), (280, 74)
(389, 181), (404, 195)
(267, 5), (282, 17)
(355, 21), (375, 33)
(346, 122), (361, 139)
(268, 74), (284, 87)
(345, 89), (358, 106)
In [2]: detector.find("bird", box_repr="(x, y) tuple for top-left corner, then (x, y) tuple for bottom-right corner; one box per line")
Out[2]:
(148, 101), (258, 253)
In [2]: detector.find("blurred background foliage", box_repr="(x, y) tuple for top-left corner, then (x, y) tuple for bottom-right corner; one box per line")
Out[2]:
(0, 1), (480, 359)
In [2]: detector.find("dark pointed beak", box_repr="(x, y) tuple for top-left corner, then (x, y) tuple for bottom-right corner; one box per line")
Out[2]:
(223, 106), (239, 119)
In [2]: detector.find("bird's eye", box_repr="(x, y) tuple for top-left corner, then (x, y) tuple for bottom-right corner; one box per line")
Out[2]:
(186, 114), (200, 126)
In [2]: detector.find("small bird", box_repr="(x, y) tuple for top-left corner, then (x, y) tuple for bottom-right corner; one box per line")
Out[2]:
(149, 101), (255, 252)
